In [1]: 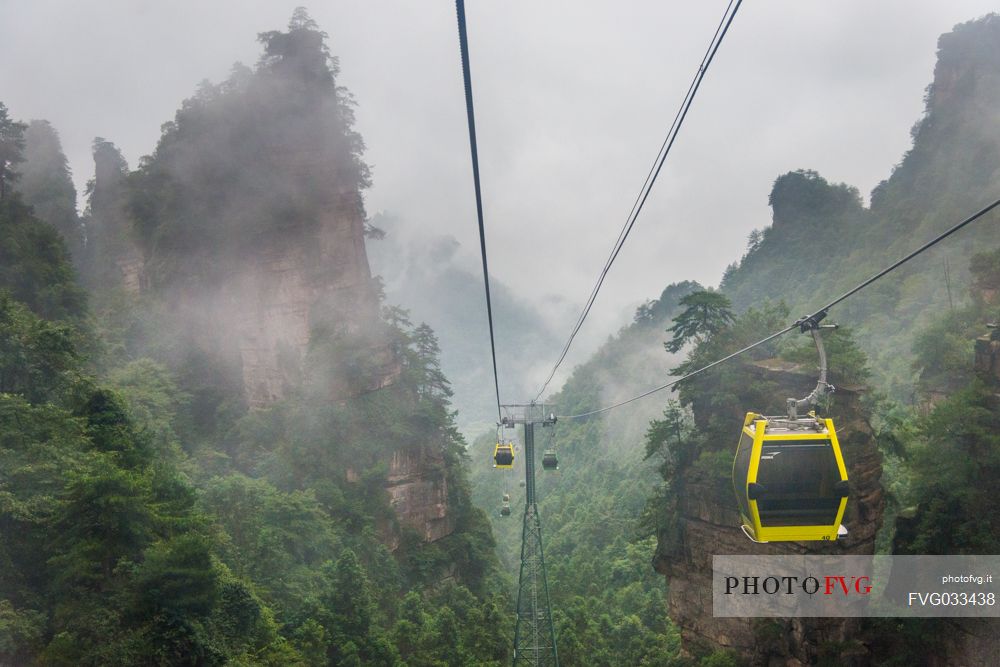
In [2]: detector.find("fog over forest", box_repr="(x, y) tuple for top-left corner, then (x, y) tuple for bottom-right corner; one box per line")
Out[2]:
(3, 0), (998, 388)
(3, 4), (1000, 666)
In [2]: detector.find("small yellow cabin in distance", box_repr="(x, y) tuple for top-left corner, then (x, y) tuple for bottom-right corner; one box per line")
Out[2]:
(493, 442), (514, 468)
(732, 412), (849, 543)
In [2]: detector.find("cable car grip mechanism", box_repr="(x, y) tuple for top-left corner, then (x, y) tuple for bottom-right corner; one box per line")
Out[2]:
(788, 311), (838, 421)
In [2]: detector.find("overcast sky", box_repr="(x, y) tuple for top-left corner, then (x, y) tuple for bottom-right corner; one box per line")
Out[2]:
(2, 0), (997, 384)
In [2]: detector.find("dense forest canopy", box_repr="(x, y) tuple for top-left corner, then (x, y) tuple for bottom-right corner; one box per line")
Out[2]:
(0, 10), (510, 665)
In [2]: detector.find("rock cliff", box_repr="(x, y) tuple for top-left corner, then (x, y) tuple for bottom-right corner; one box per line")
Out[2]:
(384, 445), (455, 549)
(86, 139), (145, 294)
(88, 16), (456, 551)
(222, 205), (390, 407)
(176, 175), (453, 547)
(653, 361), (884, 664)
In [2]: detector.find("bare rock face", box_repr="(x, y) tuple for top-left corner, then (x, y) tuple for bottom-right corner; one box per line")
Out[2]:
(220, 209), (451, 548)
(143, 183), (398, 409)
(224, 205), (387, 407)
(205, 204), (452, 547)
(116, 250), (145, 295)
(347, 444), (455, 553)
(138, 175), (447, 550)
(385, 445), (454, 547)
(653, 361), (884, 664)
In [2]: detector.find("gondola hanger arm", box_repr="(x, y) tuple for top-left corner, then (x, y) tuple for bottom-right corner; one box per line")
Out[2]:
(787, 320), (837, 420)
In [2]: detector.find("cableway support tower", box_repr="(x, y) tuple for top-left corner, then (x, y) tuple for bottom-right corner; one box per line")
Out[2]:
(503, 403), (559, 666)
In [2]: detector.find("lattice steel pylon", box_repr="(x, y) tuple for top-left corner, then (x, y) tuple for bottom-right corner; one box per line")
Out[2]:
(504, 404), (559, 666)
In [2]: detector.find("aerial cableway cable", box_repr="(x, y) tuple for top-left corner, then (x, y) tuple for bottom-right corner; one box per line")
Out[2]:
(558, 195), (1000, 420)
(534, 0), (744, 402)
(456, 0), (502, 421)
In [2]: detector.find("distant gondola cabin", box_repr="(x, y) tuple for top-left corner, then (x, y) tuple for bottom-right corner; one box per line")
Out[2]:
(493, 442), (514, 468)
(542, 450), (558, 471)
(732, 412), (849, 542)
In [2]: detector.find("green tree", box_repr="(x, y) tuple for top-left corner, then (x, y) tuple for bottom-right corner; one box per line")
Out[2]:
(81, 138), (133, 290)
(767, 169), (862, 225)
(106, 358), (189, 457)
(0, 293), (79, 401)
(18, 120), (82, 256)
(665, 290), (735, 353)
(894, 380), (1000, 554)
(76, 388), (154, 470)
(0, 102), (26, 201)
(199, 473), (339, 594)
(0, 200), (87, 321)
(413, 323), (452, 400)
(644, 400), (693, 468)
(128, 534), (222, 663)
(392, 591), (429, 663)
(325, 549), (375, 647)
(48, 460), (153, 588)
(0, 600), (45, 664)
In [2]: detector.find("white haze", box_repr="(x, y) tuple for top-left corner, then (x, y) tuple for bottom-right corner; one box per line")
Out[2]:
(2, 0), (997, 396)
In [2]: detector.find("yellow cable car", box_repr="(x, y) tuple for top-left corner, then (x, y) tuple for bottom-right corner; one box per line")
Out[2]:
(732, 412), (848, 542)
(732, 314), (849, 542)
(493, 442), (514, 468)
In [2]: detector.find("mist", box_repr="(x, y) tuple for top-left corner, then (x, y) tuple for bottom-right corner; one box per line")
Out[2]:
(4, 1), (999, 394)
(5, 4), (1000, 665)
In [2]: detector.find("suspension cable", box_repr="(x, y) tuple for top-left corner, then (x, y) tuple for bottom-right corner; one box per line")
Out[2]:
(560, 325), (794, 420)
(534, 0), (744, 402)
(558, 195), (1000, 420)
(456, 0), (502, 421)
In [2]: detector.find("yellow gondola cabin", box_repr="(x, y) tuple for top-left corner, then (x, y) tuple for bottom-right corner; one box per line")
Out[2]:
(732, 412), (849, 542)
(493, 442), (514, 468)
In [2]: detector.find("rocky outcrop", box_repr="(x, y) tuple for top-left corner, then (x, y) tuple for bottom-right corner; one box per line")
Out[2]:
(168, 188), (444, 546)
(86, 139), (146, 295)
(347, 443), (454, 553)
(383, 445), (454, 550)
(653, 361), (884, 664)
(85, 15), (456, 562)
(146, 207), (395, 409)
(223, 206), (393, 407)
(115, 251), (145, 295)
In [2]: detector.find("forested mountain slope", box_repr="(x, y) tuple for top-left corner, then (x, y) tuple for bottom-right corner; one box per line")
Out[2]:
(721, 15), (1000, 395)
(655, 14), (1000, 665)
(0, 11), (508, 665)
(470, 281), (700, 665)
(474, 13), (1000, 666)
